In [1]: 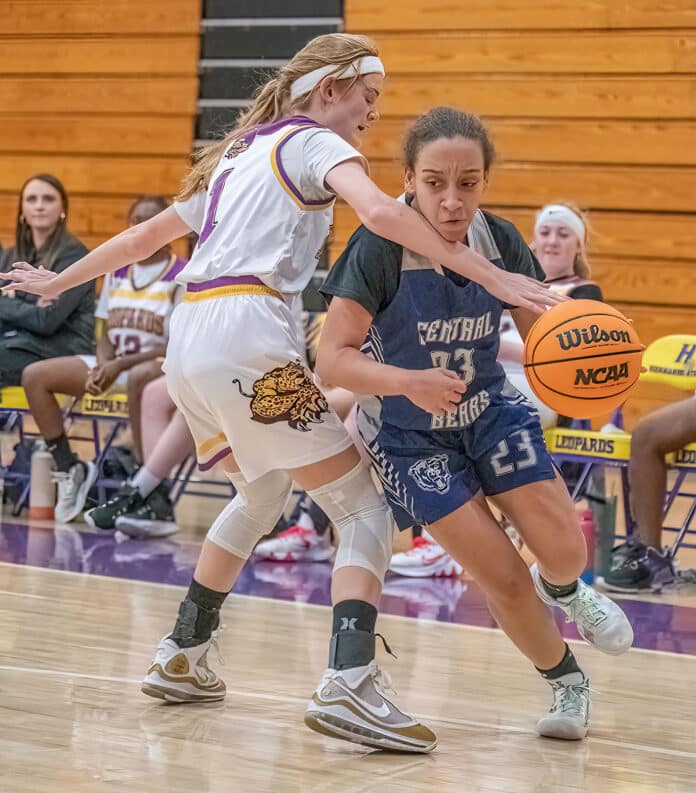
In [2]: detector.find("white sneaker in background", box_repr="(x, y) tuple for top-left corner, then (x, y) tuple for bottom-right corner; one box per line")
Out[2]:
(389, 536), (463, 578)
(253, 525), (334, 562)
(54, 460), (97, 523)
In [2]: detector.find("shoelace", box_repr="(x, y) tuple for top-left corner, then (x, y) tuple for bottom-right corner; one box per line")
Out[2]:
(550, 680), (589, 716)
(208, 626), (226, 667)
(371, 663), (397, 698)
(565, 587), (608, 627)
(411, 537), (435, 550)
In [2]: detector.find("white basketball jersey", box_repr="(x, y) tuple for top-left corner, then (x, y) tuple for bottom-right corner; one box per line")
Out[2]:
(97, 254), (186, 356)
(173, 116), (365, 296)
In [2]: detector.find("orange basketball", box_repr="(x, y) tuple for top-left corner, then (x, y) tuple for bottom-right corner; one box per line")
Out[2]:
(523, 300), (643, 418)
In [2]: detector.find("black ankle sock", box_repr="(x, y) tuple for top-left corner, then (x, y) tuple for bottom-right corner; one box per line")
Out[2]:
(329, 600), (378, 670)
(540, 576), (578, 599)
(169, 578), (228, 648)
(536, 644), (582, 680)
(46, 433), (78, 473)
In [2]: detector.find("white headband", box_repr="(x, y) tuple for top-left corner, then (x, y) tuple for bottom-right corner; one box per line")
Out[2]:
(290, 56), (385, 100)
(534, 204), (586, 242)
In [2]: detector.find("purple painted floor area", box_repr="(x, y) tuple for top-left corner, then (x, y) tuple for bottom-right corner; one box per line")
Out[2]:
(2, 520), (696, 655)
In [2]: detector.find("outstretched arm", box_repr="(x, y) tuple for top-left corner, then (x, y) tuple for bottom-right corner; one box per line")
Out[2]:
(326, 161), (563, 313)
(1, 207), (191, 298)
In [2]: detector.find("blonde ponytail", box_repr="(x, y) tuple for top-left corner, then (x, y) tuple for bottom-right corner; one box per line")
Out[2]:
(178, 33), (378, 201)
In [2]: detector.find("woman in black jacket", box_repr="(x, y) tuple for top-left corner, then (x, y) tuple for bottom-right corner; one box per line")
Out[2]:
(0, 173), (95, 387)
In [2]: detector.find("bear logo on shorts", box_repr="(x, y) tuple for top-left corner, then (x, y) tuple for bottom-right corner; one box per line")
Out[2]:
(232, 360), (328, 431)
(408, 454), (452, 494)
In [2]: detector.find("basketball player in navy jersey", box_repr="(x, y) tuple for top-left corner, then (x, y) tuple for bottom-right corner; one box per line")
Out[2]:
(319, 107), (634, 740)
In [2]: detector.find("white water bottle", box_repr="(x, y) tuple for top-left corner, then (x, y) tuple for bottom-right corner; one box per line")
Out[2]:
(29, 440), (55, 520)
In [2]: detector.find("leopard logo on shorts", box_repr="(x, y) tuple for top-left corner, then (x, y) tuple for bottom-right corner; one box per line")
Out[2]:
(408, 454), (452, 494)
(233, 360), (328, 431)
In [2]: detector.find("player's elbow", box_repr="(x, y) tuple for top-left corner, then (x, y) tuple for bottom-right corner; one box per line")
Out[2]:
(357, 196), (394, 236)
(121, 224), (161, 264)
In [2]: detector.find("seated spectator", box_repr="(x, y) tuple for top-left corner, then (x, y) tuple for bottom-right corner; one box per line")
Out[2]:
(603, 397), (696, 591)
(85, 374), (194, 537)
(0, 173), (94, 386)
(21, 196), (186, 523)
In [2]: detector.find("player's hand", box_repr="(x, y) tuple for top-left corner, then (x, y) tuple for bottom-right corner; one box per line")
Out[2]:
(0, 262), (62, 299)
(404, 368), (467, 415)
(484, 270), (568, 313)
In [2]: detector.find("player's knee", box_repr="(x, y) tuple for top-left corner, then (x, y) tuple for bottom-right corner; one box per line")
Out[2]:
(309, 462), (393, 582)
(207, 470), (293, 558)
(540, 529), (587, 583)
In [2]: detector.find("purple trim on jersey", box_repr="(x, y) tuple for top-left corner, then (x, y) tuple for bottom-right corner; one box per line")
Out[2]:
(199, 446), (232, 471)
(274, 126), (337, 207)
(185, 275), (267, 293)
(240, 115), (322, 147)
(113, 266), (130, 279)
(161, 256), (188, 282)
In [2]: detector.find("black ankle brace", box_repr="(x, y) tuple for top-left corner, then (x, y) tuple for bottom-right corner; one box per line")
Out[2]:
(169, 597), (220, 648)
(329, 629), (376, 670)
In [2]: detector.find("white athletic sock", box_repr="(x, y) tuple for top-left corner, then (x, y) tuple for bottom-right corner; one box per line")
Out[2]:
(130, 467), (161, 499)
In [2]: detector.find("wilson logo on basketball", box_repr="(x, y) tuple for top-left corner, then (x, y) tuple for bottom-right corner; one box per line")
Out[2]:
(556, 325), (631, 350)
(574, 362), (629, 385)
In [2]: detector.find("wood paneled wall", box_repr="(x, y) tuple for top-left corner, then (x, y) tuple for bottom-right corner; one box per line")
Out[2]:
(0, 1), (200, 252)
(341, 0), (696, 427)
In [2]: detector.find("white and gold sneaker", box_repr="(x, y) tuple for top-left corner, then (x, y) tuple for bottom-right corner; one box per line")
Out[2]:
(141, 635), (226, 703)
(305, 661), (437, 753)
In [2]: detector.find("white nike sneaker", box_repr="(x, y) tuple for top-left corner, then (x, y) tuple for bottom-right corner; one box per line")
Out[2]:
(141, 635), (226, 703)
(54, 460), (98, 523)
(305, 661), (437, 753)
(536, 671), (590, 740)
(531, 563), (633, 655)
(389, 536), (463, 578)
(253, 525), (334, 562)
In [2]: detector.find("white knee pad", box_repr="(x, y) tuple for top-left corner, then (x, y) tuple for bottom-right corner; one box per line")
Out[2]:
(308, 463), (393, 582)
(206, 470), (293, 559)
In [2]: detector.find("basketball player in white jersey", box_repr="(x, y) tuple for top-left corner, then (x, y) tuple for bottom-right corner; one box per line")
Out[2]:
(3, 33), (564, 752)
(21, 196), (185, 523)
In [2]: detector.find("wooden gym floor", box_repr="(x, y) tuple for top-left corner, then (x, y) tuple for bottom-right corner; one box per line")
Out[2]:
(2, 549), (696, 793)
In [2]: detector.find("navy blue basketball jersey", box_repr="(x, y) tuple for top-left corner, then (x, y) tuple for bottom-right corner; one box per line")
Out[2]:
(323, 208), (543, 433)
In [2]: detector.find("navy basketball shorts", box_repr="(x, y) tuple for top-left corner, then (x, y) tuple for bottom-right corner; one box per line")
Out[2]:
(364, 394), (556, 531)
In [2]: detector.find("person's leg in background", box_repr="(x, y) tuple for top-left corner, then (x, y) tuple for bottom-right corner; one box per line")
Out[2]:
(126, 359), (167, 465)
(21, 357), (98, 522)
(85, 376), (195, 536)
(605, 398), (696, 592)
